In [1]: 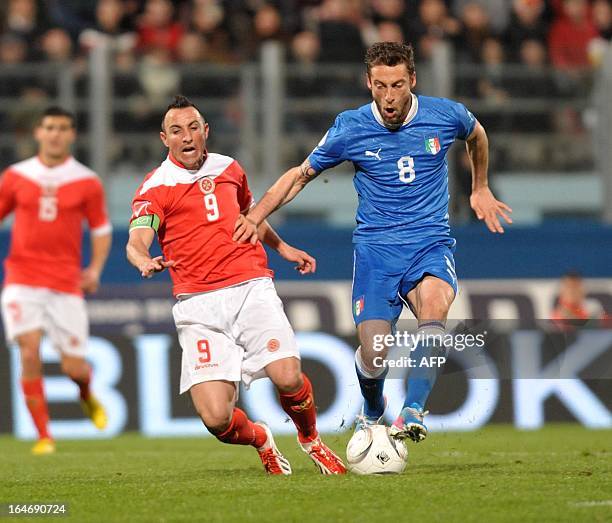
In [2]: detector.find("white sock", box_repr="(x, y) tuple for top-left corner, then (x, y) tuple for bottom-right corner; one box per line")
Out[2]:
(355, 346), (386, 378)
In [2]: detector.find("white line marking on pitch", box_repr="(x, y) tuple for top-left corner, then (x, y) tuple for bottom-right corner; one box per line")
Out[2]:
(570, 500), (612, 507)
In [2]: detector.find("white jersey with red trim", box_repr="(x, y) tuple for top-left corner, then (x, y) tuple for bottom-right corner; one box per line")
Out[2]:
(130, 153), (272, 297)
(0, 156), (112, 295)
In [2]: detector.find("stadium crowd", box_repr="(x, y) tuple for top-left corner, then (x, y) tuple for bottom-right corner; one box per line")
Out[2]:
(1, 0), (611, 70)
(0, 0), (609, 181)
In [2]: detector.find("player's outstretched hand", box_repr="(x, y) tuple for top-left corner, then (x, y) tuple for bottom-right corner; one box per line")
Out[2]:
(81, 266), (101, 294)
(233, 214), (258, 244)
(470, 187), (512, 233)
(139, 256), (175, 279)
(278, 243), (317, 275)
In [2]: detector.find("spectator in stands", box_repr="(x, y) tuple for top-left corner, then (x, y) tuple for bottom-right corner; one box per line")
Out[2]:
(452, 0), (511, 34)
(0, 33), (32, 104)
(504, 0), (549, 63)
(190, 0), (234, 63)
(407, 0), (460, 60)
(9, 86), (49, 161)
(455, 2), (491, 64)
(548, 0), (598, 71)
(376, 21), (404, 43)
(122, 45), (181, 140)
(291, 30), (321, 66)
(177, 31), (207, 63)
(588, 0), (612, 65)
(592, 0), (612, 39)
(288, 30), (324, 99)
(138, 48), (180, 106)
(45, 0), (98, 38)
(249, 3), (288, 57)
(511, 39), (556, 132)
(80, 0), (136, 51)
(370, 0), (407, 28)
(478, 37), (509, 104)
(518, 38), (557, 96)
(191, 0), (224, 36)
(0, 33), (29, 64)
(551, 271), (591, 330)
(39, 27), (74, 62)
(137, 0), (184, 55)
(2, 0), (48, 42)
(317, 0), (365, 63)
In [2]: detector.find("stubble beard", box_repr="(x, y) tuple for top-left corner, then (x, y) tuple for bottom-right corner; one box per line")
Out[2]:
(376, 96), (412, 131)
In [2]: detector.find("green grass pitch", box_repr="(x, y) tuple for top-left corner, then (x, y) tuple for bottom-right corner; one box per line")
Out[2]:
(1, 424), (611, 522)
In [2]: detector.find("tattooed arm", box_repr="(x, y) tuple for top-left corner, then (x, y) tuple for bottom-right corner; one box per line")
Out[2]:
(233, 159), (320, 243)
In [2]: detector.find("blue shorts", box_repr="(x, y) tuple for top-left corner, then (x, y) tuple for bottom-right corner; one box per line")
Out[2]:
(351, 240), (458, 325)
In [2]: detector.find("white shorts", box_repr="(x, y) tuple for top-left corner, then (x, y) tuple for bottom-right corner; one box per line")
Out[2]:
(1, 284), (89, 357)
(173, 277), (300, 394)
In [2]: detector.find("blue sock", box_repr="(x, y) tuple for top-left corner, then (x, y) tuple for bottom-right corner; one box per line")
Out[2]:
(404, 322), (447, 411)
(355, 352), (388, 419)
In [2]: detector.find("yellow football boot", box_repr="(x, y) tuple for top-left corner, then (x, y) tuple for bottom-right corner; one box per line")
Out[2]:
(80, 395), (108, 430)
(31, 438), (55, 455)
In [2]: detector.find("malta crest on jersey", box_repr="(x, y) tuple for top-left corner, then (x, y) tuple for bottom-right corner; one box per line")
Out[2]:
(424, 135), (441, 155)
(198, 177), (215, 194)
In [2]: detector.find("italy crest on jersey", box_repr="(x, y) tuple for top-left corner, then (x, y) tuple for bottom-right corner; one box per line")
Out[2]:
(425, 136), (441, 155)
(353, 295), (365, 317)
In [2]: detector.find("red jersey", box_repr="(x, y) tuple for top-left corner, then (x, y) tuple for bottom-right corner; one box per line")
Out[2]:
(0, 156), (112, 295)
(130, 153), (272, 297)
(551, 297), (591, 331)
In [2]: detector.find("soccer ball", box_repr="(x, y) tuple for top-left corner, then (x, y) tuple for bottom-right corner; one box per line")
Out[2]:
(346, 424), (408, 475)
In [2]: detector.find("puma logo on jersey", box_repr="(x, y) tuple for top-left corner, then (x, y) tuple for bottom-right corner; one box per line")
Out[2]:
(365, 148), (382, 160)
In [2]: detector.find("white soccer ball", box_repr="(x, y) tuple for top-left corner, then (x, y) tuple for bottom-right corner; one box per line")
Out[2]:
(346, 424), (408, 475)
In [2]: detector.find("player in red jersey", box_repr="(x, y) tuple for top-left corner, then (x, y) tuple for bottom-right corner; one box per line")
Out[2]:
(126, 96), (346, 475)
(0, 107), (113, 455)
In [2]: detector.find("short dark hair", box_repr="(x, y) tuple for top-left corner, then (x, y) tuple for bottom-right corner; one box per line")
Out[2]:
(365, 42), (416, 77)
(161, 95), (205, 131)
(38, 106), (76, 128)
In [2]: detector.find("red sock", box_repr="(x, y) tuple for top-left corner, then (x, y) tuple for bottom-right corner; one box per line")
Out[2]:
(21, 378), (51, 440)
(215, 408), (267, 448)
(279, 373), (318, 444)
(72, 370), (91, 401)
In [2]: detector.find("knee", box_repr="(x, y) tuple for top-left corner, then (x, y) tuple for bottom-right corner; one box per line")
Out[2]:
(416, 283), (454, 321)
(197, 404), (233, 434)
(273, 370), (303, 394)
(61, 358), (87, 380)
(20, 348), (41, 370)
(60, 359), (76, 378)
(359, 336), (389, 373)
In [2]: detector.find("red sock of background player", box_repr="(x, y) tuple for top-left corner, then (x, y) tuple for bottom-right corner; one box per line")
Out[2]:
(21, 377), (51, 440)
(279, 373), (318, 444)
(71, 369), (91, 401)
(215, 408), (267, 448)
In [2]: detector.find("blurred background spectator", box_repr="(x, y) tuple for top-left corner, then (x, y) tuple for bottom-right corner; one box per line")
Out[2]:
(0, 0), (608, 72)
(137, 0), (183, 56)
(2, 0), (49, 42)
(0, 0), (611, 226)
(551, 271), (594, 330)
(548, 0), (598, 72)
(504, 0), (549, 63)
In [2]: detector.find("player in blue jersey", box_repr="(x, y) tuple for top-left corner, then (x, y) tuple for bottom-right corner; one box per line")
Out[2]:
(234, 42), (512, 443)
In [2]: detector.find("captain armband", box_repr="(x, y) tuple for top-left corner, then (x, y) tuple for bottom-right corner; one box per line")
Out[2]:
(129, 214), (161, 232)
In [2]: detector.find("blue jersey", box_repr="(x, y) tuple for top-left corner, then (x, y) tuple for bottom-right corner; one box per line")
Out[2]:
(308, 95), (476, 245)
